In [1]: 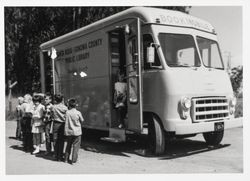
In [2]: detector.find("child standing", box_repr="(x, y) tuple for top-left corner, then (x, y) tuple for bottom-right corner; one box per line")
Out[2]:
(44, 94), (53, 155)
(31, 95), (45, 154)
(64, 98), (84, 164)
(51, 94), (68, 161)
(114, 72), (127, 128)
(20, 94), (33, 152)
(16, 97), (24, 139)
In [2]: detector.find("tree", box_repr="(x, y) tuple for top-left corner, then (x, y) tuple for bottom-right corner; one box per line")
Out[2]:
(230, 66), (243, 95)
(5, 7), (73, 94)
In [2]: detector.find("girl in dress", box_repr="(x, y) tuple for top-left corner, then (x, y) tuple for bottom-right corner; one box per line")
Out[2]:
(31, 95), (45, 154)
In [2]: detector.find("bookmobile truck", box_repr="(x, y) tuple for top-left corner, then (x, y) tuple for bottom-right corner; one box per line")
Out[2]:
(40, 7), (242, 155)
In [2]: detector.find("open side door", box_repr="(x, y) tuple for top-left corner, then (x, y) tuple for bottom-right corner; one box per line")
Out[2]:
(125, 18), (143, 133)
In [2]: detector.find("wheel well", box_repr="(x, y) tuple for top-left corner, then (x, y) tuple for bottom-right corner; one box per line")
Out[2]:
(143, 112), (164, 130)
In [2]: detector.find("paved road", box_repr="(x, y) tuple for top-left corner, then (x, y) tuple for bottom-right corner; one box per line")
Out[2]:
(6, 120), (243, 174)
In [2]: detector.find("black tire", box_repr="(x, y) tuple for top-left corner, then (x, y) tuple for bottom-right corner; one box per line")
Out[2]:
(148, 115), (165, 155)
(203, 130), (224, 145)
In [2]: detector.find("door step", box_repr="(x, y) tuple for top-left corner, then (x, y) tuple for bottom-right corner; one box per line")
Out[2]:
(101, 128), (126, 143)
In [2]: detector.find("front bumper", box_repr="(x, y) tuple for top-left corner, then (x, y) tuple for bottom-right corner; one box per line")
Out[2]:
(174, 117), (243, 135)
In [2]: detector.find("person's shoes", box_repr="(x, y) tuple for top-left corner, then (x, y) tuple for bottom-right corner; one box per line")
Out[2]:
(53, 156), (60, 161)
(32, 147), (40, 154)
(70, 160), (78, 165)
(64, 156), (69, 163)
(44, 151), (52, 156)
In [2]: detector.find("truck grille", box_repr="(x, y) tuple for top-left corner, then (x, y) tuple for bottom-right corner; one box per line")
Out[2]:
(191, 97), (229, 122)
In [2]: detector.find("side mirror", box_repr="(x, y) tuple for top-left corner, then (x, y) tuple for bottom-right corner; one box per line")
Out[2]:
(50, 47), (57, 60)
(147, 45), (155, 64)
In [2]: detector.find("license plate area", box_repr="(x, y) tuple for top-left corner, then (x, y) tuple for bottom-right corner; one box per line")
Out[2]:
(214, 122), (224, 131)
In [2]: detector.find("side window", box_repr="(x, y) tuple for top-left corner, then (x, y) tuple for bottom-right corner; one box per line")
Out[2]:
(110, 32), (120, 65)
(127, 36), (138, 104)
(143, 34), (161, 70)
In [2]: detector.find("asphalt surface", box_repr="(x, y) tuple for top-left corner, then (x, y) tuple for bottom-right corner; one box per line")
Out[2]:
(5, 120), (243, 174)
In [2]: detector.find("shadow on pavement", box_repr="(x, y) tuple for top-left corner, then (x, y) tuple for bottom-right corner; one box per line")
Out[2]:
(8, 131), (231, 160)
(81, 130), (137, 157)
(81, 134), (231, 159)
(81, 135), (146, 157)
(82, 140), (132, 157)
(8, 136), (20, 140)
(133, 138), (231, 159)
(35, 152), (56, 161)
(158, 140), (230, 160)
(10, 145), (25, 152)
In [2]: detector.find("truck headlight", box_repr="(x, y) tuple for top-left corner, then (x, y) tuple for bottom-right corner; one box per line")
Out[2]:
(180, 97), (191, 119)
(181, 97), (191, 110)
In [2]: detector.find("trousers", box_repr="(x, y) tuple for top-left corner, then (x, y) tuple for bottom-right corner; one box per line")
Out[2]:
(64, 135), (81, 163)
(53, 121), (65, 160)
(16, 119), (22, 139)
(45, 122), (53, 153)
(21, 116), (33, 152)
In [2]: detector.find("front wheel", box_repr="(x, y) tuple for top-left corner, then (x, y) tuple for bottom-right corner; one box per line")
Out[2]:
(148, 115), (165, 155)
(203, 130), (224, 145)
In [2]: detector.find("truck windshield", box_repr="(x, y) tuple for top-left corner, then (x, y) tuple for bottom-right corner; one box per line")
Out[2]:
(196, 36), (224, 69)
(159, 33), (200, 67)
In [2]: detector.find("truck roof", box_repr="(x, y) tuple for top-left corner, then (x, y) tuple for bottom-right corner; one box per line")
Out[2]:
(40, 7), (215, 50)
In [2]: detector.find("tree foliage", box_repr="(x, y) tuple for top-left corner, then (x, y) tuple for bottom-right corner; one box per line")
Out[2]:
(5, 6), (190, 95)
(230, 66), (243, 95)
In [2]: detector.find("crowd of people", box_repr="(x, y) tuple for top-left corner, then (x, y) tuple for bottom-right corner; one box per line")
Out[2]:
(15, 93), (84, 165)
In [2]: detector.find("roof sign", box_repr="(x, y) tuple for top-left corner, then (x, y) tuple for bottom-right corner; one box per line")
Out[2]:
(159, 14), (213, 32)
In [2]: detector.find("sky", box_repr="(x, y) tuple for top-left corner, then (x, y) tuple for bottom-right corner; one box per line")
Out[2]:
(190, 6), (242, 68)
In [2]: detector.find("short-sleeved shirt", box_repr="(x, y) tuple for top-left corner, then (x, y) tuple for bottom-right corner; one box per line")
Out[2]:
(31, 104), (45, 133)
(64, 108), (84, 136)
(115, 82), (127, 95)
(114, 82), (127, 107)
(20, 102), (34, 118)
(50, 103), (68, 123)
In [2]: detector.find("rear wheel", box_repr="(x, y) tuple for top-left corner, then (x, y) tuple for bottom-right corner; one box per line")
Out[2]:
(203, 130), (224, 145)
(148, 115), (165, 155)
